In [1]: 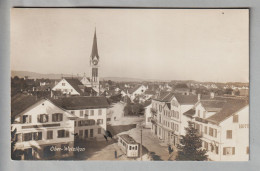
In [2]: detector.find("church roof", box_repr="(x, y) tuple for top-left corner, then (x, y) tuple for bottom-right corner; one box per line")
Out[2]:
(91, 29), (99, 60)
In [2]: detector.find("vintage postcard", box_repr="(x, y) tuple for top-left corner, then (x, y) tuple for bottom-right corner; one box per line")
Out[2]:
(10, 8), (249, 161)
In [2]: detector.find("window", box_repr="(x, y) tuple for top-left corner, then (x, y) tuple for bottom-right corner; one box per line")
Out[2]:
(32, 132), (42, 141)
(85, 130), (88, 138)
(198, 110), (200, 117)
(98, 128), (102, 134)
(47, 131), (53, 140)
(98, 109), (102, 115)
(52, 113), (63, 122)
(210, 144), (214, 152)
(85, 110), (89, 116)
(22, 115), (31, 124)
(107, 118), (111, 121)
(79, 130), (83, 138)
(80, 111), (84, 117)
(233, 114), (239, 123)
(226, 130), (232, 139)
(129, 146), (132, 150)
(204, 126), (208, 134)
(71, 111), (75, 114)
(90, 110), (94, 116)
(209, 128), (214, 136)
(216, 146), (219, 154)
(23, 133), (32, 141)
(90, 129), (94, 137)
(57, 130), (69, 138)
(97, 119), (103, 125)
(223, 147), (235, 155)
(214, 129), (217, 138)
(74, 121), (77, 127)
(135, 146), (137, 150)
(62, 83), (65, 86)
(38, 114), (49, 123)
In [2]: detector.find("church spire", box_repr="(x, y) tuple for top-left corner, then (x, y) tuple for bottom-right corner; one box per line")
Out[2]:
(90, 28), (99, 60)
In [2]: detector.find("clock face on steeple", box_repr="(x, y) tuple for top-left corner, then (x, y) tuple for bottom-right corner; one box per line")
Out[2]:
(92, 59), (98, 65)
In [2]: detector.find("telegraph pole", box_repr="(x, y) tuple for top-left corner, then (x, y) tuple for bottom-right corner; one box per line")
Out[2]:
(140, 127), (143, 161)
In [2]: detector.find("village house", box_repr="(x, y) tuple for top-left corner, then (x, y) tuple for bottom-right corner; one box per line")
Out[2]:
(126, 85), (148, 101)
(11, 94), (77, 160)
(52, 96), (110, 141)
(150, 92), (198, 146)
(183, 96), (249, 161)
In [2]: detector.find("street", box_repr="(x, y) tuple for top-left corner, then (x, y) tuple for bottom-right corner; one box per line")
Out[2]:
(73, 102), (177, 161)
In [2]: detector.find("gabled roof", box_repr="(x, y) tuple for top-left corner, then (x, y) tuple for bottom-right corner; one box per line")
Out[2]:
(64, 78), (84, 95)
(200, 100), (226, 112)
(207, 99), (248, 124)
(174, 94), (198, 105)
(183, 108), (196, 118)
(153, 91), (175, 102)
(91, 29), (99, 60)
(52, 96), (110, 110)
(11, 93), (42, 118)
(11, 94), (77, 119)
(128, 85), (143, 94)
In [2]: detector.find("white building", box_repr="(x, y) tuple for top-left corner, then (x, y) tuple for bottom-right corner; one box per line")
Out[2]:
(52, 78), (84, 96)
(127, 85), (148, 101)
(150, 92), (198, 146)
(11, 95), (77, 160)
(183, 97), (249, 161)
(52, 96), (110, 141)
(144, 101), (152, 128)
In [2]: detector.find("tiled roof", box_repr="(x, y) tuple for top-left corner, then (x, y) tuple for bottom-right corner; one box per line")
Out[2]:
(153, 91), (175, 102)
(11, 93), (42, 118)
(200, 100), (226, 112)
(51, 96), (110, 110)
(183, 108), (196, 117)
(144, 90), (156, 95)
(207, 99), (248, 124)
(174, 94), (198, 105)
(64, 78), (84, 95)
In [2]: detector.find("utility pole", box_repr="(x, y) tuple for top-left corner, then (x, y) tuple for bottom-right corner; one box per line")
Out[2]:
(140, 127), (143, 161)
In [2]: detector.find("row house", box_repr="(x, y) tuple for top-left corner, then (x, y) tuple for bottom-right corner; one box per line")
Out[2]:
(183, 97), (249, 161)
(52, 96), (109, 141)
(150, 92), (197, 146)
(11, 95), (77, 160)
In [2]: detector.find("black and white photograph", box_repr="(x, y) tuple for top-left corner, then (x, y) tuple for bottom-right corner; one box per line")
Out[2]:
(10, 8), (249, 161)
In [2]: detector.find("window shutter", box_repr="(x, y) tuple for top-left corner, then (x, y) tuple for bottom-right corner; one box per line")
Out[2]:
(232, 147), (235, 155)
(29, 115), (32, 123)
(66, 130), (69, 137)
(52, 114), (55, 122)
(223, 147), (226, 155)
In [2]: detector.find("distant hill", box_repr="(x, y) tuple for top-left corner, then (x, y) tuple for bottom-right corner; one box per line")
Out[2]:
(11, 70), (169, 82)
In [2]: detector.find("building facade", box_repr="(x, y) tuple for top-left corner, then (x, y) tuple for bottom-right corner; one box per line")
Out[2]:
(12, 98), (77, 160)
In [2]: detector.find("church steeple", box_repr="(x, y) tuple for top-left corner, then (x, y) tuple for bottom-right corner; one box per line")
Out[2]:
(90, 28), (99, 60)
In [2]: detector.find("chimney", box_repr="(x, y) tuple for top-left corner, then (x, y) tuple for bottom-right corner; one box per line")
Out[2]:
(210, 92), (215, 99)
(198, 94), (201, 101)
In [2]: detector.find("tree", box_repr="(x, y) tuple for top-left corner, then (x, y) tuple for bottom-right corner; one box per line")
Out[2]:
(176, 121), (208, 161)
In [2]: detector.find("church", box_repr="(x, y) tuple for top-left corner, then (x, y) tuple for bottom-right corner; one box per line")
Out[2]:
(81, 29), (100, 93)
(52, 30), (101, 97)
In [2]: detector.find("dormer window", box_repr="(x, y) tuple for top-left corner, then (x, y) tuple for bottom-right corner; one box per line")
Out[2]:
(62, 83), (65, 86)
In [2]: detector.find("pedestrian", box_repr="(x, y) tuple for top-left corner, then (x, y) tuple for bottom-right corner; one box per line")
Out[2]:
(168, 145), (172, 156)
(114, 150), (117, 159)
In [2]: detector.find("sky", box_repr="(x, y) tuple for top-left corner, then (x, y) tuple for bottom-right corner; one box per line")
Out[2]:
(11, 9), (249, 82)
